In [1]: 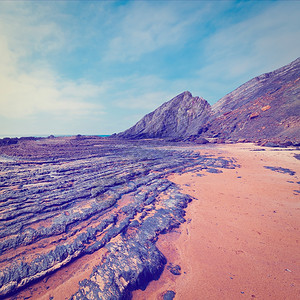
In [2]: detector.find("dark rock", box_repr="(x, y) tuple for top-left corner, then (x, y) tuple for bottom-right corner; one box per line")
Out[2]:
(206, 168), (223, 174)
(264, 166), (296, 176)
(194, 137), (209, 144)
(163, 290), (176, 300)
(279, 140), (294, 147)
(0, 137), (18, 147)
(294, 154), (300, 160)
(167, 263), (181, 275)
(0, 137), (237, 298)
(71, 239), (167, 299)
(263, 142), (281, 147)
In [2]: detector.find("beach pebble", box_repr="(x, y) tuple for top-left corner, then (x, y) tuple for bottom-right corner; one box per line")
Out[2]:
(163, 290), (176, 300)
(167, 263), (181, 275)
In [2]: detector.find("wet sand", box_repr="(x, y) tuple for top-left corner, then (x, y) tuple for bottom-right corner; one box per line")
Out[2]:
(133, 143), (300, 299)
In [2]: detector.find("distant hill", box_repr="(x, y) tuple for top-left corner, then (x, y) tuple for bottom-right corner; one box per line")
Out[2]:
(117, 58), (300, 144)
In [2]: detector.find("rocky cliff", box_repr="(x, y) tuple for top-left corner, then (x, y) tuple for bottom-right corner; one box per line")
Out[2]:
(117, 91), (212, 139)
(206, 57), (300, 142)
(118, 58), (300, 143)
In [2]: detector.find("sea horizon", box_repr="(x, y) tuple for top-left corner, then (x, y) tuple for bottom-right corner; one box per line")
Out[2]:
(0, 134), (111, 139)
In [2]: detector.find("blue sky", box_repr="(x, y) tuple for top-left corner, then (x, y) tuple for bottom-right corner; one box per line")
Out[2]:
(0, 0), (299, 136)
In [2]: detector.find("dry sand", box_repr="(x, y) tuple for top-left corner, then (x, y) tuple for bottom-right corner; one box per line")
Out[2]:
(133, 143), (300, 300)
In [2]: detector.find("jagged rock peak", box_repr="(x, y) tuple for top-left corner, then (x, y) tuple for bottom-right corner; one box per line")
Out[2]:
(180, 90), (192, 97)
(117, 91), (212, 139)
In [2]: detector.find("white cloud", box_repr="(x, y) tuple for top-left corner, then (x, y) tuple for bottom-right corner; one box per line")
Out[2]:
(193, 1), (300, 103)
(104, 1), (201, 62)
(0, 3), (105, 121)
(203, 1), (300, 78)
(0, 3), (66, 59)
(0, 71), (104, 119)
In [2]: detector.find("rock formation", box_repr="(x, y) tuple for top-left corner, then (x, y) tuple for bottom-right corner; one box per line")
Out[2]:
(206, 57), (300, 142)
(0, 136), (236, 298)
(118, 57), (300, 144)
(117, 91), (212, 139)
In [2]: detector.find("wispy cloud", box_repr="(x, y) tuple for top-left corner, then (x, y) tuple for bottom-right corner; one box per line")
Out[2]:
(195, 1), (300, 102)
(0, 71), (105, 119)
(103, 1), (204, 62)
(0, 3), (66, 60)
(0, 2), (104, 121)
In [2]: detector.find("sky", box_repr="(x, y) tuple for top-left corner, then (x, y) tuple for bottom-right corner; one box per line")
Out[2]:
(0, 0), (299, 137)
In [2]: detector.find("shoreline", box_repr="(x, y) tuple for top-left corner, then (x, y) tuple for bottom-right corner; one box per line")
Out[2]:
(133, 143), (300, 299)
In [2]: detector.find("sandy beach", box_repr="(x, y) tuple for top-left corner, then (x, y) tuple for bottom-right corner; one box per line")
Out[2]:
(133, 143), (300, 299)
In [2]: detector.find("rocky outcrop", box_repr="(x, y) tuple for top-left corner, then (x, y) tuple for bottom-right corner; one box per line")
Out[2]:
(118, 58), (300, 144)
(204, 57), (300, 142)
(117, 91), (212, 139)
(0, 136), (236, 298)
(0, 137), (39, 147)
(0, 138), (18, 147)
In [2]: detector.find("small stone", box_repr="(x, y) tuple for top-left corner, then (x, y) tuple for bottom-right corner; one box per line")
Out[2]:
(163, 290), (176, 300)
(194, 138), (209, 144)
(206, 168), (223, 174)
(167, 263), (181, 275)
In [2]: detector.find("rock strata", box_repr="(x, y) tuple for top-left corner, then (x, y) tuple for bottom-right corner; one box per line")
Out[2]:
(117, 91), (212, 139)
(205, 57), (300, 142)
(0, 136), (236, 298)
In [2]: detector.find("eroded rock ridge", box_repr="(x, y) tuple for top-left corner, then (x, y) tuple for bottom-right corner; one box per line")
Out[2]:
(0, 137), (235, 298)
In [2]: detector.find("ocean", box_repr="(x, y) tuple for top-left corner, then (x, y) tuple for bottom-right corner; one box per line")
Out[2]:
(0, 134), (110, 139)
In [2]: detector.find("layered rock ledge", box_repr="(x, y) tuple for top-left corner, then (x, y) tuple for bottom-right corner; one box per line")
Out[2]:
(0, 136), (236, 298)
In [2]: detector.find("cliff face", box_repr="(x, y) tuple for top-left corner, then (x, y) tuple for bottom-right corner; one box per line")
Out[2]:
(117, 91), (212, 139)
(118, 58), (300, 143)
(206, 57), (300, 141)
